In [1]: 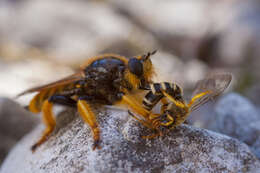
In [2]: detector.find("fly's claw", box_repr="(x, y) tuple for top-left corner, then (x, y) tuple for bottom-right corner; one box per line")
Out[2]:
(92, 139), (101, 150)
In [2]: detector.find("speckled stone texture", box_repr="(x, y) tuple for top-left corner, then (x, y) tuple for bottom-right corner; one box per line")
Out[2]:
(1, 107), (260, 173)
(212, 93), (260, 159)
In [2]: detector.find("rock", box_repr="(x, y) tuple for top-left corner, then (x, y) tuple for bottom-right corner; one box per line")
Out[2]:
(248, 121), (260, 159)
(213, 93), (260, 143)
(1, 107), (260, 173)
(246, 84), (260, 107)
(211, 93), (260, 159)
(0, 98), (39, 164)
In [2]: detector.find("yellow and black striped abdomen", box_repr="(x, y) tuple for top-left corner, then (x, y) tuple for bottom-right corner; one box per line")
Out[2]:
(142, 82), (183, 111)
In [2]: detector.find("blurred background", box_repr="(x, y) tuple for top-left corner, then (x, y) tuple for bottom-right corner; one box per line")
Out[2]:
(0, 0), (260, 165)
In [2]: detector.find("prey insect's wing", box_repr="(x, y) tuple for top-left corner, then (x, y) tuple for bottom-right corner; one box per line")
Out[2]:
(17, 71), (84, 97)
(189, 73), (232, 112)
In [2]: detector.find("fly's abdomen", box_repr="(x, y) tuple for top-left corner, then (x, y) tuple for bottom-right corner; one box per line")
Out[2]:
(29, 84), (74, 113)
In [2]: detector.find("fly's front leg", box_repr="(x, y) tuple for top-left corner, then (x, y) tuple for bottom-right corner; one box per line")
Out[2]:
(117, 92), (163, 128)
(118, 93), (151, 119)
(77, 98), (101, 150)
(124, 83), (175, 128)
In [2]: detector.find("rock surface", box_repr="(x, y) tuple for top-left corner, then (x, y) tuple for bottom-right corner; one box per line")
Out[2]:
(0, 98), (39, 164)
(1, 107), (260, 173)
(211, 93), (260, 159)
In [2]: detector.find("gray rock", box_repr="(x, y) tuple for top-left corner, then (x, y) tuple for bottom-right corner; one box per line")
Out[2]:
(212, 93), (260, 159)
(213, 93), (260, 143)
(0, 97), (39, 164)
(246, 84), (260, 107)
(248, 121), (260, 159)
(1, 107), (260, 173)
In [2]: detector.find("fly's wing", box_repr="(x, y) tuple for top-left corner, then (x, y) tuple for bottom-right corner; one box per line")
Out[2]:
(189, 73), (232, 112)
(17, 71), (84, 97)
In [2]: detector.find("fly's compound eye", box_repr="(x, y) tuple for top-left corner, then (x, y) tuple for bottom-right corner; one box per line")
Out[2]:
(128, 58), (143, 77)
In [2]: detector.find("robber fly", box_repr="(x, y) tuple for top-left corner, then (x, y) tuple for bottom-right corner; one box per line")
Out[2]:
(128, 73), (232, 138)
(18, 51), (157, 151)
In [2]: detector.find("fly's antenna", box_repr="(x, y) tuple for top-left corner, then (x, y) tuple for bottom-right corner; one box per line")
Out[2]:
(150, 50), (157, 55)
(143, 50), (157, 60)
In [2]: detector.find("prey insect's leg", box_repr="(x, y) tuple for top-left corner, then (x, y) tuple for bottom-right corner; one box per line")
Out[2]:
(188, 91), (210, 107)
(162, 91), (186, 109)
(77, 99), (101, 150)
(31, 100), (56, 152)
(128, 110), (163, 139)
(160, 113), (175, 127)
(128, 110), (154, 129)
(160, 97), (169, 114)
(49, 95), (77, 107)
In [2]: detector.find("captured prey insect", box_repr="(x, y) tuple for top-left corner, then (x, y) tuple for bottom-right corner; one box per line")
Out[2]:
(128, 73), (232, 138)
(18, 51), (157, 151)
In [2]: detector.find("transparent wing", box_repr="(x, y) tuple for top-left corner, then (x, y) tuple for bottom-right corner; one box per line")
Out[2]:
(189, 73), (232, 112)
(17, 71), (84, 97)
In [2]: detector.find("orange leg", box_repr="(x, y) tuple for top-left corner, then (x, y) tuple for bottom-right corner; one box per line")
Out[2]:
(119, 94), (150, 119)
(119, 94), (172, 139)
(188, 91), (211, 107)
(77, 100), (101, 150)
(128, 110), (163, 139)
(29, 92), (45, 113)
(142, 132), (161, 139)
(127, 110), (154, 129)
(162, 91), (186, 109)
(29, 89), (56, 113)
(31, 100), (56, 152)
(160, 97), (169, 114)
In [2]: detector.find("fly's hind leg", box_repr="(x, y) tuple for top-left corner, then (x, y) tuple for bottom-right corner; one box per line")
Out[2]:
(31, 100), (56, 152)
(77, 99), (101, 150)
